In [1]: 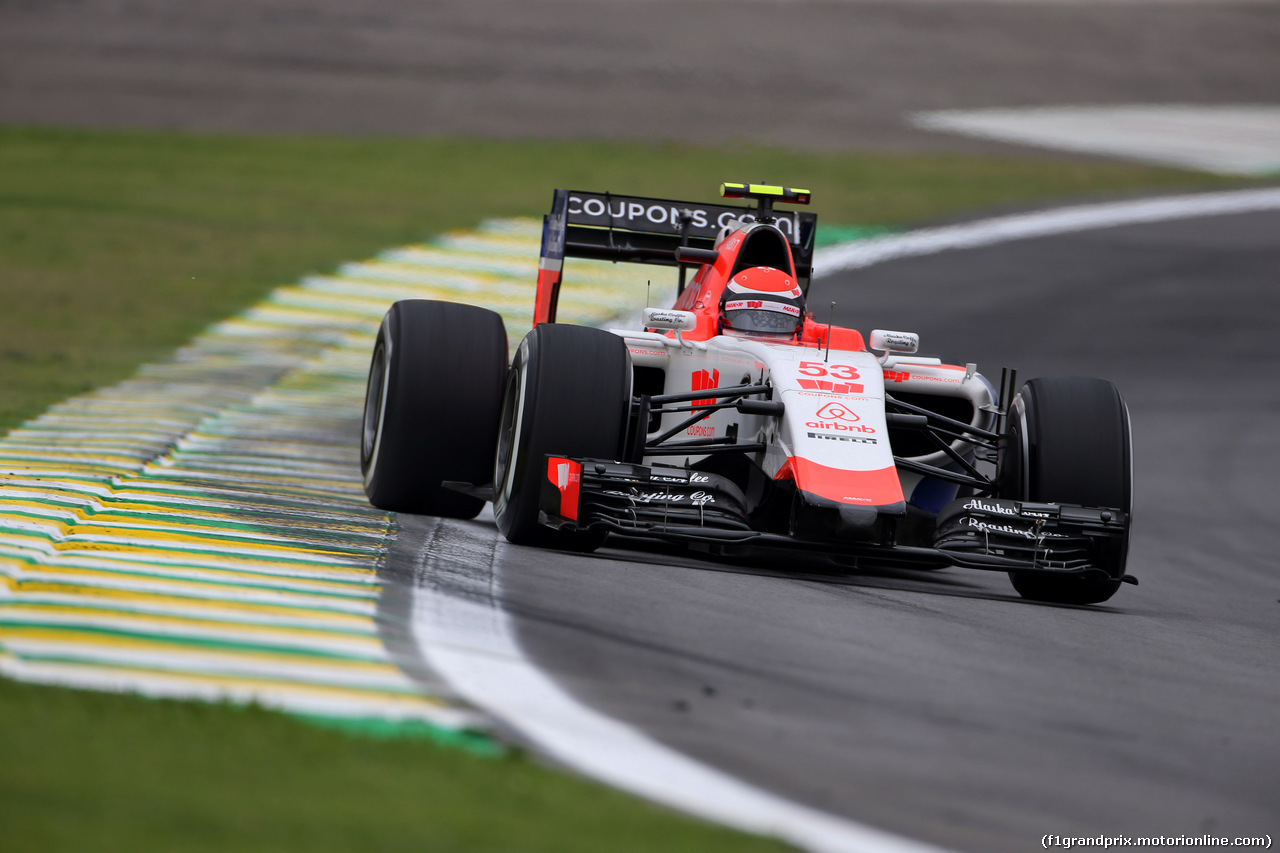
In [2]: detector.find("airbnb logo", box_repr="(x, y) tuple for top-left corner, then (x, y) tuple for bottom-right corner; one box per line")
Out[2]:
(808, 402), (875, 433)
(815, 402), (860, 422)
(806, 420), (876, 433)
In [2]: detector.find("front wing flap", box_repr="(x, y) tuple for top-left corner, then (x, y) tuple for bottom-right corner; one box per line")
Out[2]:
(541, 456), (751, 537)
(933, 496), (1132, 581)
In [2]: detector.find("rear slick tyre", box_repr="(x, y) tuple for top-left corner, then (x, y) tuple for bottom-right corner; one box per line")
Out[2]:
(492, 323), (631, 550)
(1001, 376), (1132, 605)
(361, 299), (507, 518)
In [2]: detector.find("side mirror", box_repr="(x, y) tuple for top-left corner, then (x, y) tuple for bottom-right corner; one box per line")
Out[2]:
(643, 308), (698, 331)
(869, 329), (920, 364)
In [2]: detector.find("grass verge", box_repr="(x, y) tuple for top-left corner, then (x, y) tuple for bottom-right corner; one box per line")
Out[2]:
(0, 677), (788, 853)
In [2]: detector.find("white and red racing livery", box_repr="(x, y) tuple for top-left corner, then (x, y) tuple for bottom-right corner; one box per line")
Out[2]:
(360, 182), (1135, 605)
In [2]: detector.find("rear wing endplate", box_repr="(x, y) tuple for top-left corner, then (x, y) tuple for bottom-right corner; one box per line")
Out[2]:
(535, 189), (818, 324)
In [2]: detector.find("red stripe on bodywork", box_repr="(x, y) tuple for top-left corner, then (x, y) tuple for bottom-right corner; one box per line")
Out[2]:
(534, 268), (562, 325)
(774, 457), (904, 506)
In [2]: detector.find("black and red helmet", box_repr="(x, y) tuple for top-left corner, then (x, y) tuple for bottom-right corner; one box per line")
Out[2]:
(719, 266), (805, 338)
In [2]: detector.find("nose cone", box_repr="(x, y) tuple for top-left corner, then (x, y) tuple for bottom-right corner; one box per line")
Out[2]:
(788, 485), (905, 543)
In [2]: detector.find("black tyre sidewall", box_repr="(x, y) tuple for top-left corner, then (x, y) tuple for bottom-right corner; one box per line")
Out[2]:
(362, 299), (508, 518)
(1002, 376), (1132, 605)
(1023, 377), (1130, 512)
(493, 324), (631, 546)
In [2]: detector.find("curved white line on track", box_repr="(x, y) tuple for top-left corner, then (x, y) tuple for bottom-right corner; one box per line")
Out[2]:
(407, 186), (1280, 852)
(410, 517), (949, 853)
(815, 186), (1280, 275)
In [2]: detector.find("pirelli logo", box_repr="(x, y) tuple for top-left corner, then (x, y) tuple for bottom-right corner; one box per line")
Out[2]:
(807, 432), (877, 444)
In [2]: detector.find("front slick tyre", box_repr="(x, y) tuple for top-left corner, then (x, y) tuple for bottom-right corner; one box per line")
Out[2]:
(361, 299), (507, 518)
(493, 323), (631, 550)
(1002, 376), (1132, 605)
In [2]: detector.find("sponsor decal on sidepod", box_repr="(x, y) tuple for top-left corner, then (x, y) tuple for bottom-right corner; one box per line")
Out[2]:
(963, 498), (1017, 516)
(960, 517), (1067, 540)
(602, 489), (716, 506)
(650, 472), (711, 485)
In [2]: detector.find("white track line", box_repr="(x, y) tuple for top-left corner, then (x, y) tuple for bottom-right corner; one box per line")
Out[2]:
(407, 187), (1280, 852)
(816, 187), (1280, 275)
(411, 522), (949, 853)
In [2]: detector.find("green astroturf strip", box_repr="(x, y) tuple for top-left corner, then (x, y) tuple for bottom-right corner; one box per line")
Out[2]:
(1, 594), (371, 623)
(0, 507), (382, 550)
(813, 224), (897, 247)
(0, 556), (379, 599)
(0, 525), (374, 564)
(1, 600), (375, 636)
(6, 653), (417, 698)
(291, 713), (505, 757)
(0, 620), (384, 662)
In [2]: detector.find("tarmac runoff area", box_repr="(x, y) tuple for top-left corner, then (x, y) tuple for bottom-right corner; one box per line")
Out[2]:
(2, 1), (1277, 155)
(2, 188), (1279, 850)
(913, 105), (1280, 176)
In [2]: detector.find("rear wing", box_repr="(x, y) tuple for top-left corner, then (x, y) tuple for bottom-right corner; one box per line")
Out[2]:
(535, 189), (818, 324)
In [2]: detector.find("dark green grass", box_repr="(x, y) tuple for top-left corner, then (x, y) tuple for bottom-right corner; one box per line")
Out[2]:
(0, 125), (1250, 430)
(0, 677), (789, 853)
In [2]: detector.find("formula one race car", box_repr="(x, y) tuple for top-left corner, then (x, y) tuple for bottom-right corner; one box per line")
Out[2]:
(360, 183), (1135, 605)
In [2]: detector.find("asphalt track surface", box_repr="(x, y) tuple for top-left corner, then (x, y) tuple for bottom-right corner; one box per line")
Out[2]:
(3, 0), (1279, 152)
(387, 206), (1280, 852)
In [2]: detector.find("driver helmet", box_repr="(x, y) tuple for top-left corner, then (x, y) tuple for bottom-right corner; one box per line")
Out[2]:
(719, 266), (805, 338)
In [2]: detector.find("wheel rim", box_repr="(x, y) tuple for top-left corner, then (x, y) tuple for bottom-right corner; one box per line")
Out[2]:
(996, 394), (1029, 501)
(1012, 394), (1030, 500)
(361, 340), (387, 469)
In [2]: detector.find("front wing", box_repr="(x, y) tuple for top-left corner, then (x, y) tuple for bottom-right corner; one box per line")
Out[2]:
(540, 455), (1136, 585)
